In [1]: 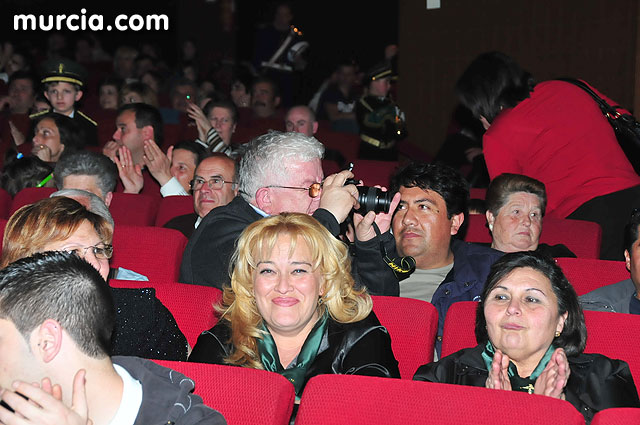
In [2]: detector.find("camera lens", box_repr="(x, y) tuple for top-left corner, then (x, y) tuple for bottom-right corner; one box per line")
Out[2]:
(354, 186), (392, 214)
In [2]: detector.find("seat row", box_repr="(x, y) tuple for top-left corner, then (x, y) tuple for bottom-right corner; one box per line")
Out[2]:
(150, 360), (640, 425)
(112, 278), (640, 387)
(1, 186), (605, 258)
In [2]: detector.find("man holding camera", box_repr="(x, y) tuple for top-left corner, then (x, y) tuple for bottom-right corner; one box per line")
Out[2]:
(180, 131), (399, 293)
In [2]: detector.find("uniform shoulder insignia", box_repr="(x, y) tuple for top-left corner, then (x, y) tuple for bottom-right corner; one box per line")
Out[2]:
(29, 109), (51, 119)
(77, 110), (98, 126)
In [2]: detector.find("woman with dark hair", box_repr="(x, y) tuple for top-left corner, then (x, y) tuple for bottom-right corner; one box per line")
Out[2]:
(31, 112), (84, 162)
(414, 251), (639, 423)
(456, 52), (640, 261)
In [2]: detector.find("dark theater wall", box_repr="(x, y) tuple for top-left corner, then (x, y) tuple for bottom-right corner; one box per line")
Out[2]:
(399, 0), (639, 156)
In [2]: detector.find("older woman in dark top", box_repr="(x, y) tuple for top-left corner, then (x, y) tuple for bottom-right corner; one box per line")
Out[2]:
(1, 197), (188, 360)
(485, 173), (575, 258)
(414, 251), (639, 423)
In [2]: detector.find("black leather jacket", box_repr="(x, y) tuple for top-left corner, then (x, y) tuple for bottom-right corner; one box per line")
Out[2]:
(188, 311), (400, 392)
(414, 344), (640, 424)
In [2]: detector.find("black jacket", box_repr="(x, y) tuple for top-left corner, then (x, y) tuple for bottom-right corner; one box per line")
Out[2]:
(110, 287), (188, 361)
(413, 344), (640, 424)
(179, 196), (399, 295)
(188, 312), (400, 392)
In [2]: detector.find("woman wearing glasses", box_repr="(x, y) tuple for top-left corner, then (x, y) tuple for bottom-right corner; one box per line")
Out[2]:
(0, 196), (189, 360)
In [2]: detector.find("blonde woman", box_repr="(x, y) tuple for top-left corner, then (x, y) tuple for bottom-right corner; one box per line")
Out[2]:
(189, 213), (399, 399)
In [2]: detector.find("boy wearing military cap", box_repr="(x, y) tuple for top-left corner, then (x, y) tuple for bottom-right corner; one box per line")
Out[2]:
(33, 58), (98, 146)
(355, 61), (407, 161)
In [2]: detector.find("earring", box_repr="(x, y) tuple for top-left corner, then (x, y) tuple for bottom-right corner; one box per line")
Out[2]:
(488, 223), (494, 231)
(555, 331), (561, 337)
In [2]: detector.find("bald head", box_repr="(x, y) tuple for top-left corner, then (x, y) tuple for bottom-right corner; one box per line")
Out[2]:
(285, 105), (318, 137)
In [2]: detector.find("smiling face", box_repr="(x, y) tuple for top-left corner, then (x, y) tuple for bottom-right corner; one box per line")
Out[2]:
(484, 267), (567, 370)
(488, 192), (543, 253)
(253, 235), (323, 338)
(44, 81), (82, 115)
(392, 186), (463, 269)
(32, 118), (64, 162)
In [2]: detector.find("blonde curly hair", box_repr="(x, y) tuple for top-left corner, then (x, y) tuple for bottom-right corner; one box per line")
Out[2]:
(219, 212), (372, 369)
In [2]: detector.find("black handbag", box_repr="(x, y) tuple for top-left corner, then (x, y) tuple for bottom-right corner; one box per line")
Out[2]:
(558, 78), (640, 173)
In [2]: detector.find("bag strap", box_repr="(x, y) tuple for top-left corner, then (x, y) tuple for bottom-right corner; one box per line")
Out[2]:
(556, 78), (622, 120)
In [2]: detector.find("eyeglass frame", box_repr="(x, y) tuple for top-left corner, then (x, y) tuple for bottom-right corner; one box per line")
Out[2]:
(265, 182), (323, 198)
(67, 244), (114, 260)
(190, 176), (237, 191)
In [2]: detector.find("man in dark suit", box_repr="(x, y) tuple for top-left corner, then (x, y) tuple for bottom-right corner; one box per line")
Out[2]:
(164, 153), (237, 238)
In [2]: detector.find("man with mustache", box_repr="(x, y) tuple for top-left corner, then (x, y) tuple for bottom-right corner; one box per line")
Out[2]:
(390, 162), (502, 353)
(250, 77), (281, 119)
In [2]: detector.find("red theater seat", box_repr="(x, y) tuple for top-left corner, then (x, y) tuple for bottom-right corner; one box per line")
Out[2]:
(155, 195), (194, 227)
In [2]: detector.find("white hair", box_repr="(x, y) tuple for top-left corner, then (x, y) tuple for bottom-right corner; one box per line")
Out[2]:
(238, 131), (324, 202)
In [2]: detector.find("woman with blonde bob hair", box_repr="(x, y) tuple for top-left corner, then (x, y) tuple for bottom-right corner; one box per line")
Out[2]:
(189, 213), (399, 399)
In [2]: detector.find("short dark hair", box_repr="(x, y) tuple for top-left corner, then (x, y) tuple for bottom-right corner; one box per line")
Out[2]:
(203, 99), (239, 125)
(32, 112), (85, 152)
(251, 76), (280, 99)
(390, 161), (469, 218)
(9, 70), (37, 92)
(624, 209), (640, 253)
(98, 75), (123, 91)
(117, 103), (163, 145)
(455, 51), (535, 123)
(0, 251), (115, 358)
(475, 251), (587, 356)
(172, 140), (208, 167)
(485, 173), (547, 217)
(54, 151), (118, 196)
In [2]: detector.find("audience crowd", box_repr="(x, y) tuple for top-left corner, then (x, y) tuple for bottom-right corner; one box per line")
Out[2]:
(0, 4), (639, 424)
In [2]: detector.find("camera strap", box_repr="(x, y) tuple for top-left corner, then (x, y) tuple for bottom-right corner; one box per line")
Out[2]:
(371, 222), (416, 279)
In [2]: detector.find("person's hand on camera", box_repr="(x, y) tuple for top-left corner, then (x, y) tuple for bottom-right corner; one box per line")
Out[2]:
(318, 170), (358, 224)
(353, 190), (400, 242)
(186, 101), (212, 142)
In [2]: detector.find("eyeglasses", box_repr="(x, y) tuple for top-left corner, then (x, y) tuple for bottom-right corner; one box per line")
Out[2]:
(66, 244), (113, 260)
(190, 176), (236, 191)
(266, 182), (322, 198)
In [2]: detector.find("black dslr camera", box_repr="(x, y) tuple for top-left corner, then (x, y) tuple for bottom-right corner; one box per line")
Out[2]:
(345, 176), (393, 215)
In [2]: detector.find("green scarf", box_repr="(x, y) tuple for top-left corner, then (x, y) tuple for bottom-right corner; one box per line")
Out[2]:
(481, 341), (556, 394)
(257, 313), (328, 399)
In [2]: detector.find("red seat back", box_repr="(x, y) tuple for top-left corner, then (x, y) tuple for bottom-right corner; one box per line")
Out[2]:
(441, 301), (478, 357)
(592, 408), (640, 425)
(153, 360), (295, 425)
(469, 188), (487, 200)
(296, 375), (585, 425)
(583, 310), (640, 386)
(111, 226), (187, 282)
(10, 187), (56, 216)
(155, 195), (195, 227)
(110, 193), (160, 226)
(463, 215), (602, 259)
(314, 130), (360, 162)
(351, 159), (400, 187)
(371, 296), (437, 379)
(556, 258), (629, 295)
(110, 280), (222, 347)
